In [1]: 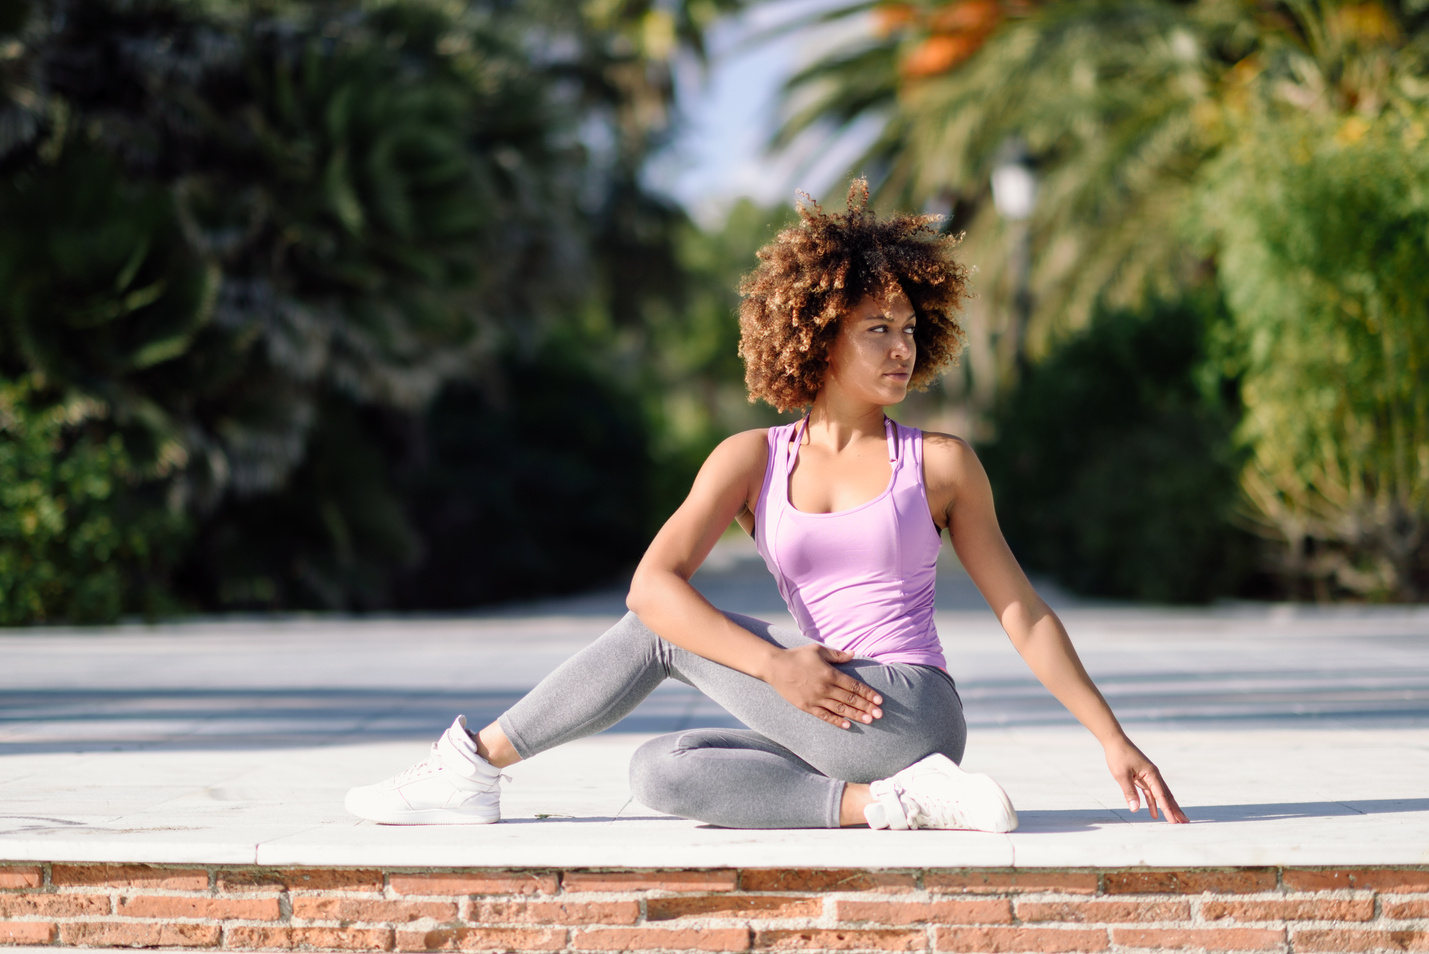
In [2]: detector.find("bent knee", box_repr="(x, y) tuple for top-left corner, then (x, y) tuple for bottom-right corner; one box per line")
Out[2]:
(628, 733), (693, 815)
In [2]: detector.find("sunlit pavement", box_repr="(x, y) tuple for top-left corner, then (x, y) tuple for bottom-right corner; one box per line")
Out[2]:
(2, 536), (1427, 868)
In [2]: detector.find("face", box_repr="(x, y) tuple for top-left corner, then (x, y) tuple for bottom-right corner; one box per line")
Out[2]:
(823, 292), (917, 406)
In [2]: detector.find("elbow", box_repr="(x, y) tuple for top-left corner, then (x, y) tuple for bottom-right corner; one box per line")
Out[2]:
(625, 566), (657, 617)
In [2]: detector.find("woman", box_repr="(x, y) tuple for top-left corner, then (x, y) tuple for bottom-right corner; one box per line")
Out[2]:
(346, 183), (1188, 831)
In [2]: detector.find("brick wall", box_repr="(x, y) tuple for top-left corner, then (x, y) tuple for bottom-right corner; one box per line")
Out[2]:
(2, 864), (1427, 952)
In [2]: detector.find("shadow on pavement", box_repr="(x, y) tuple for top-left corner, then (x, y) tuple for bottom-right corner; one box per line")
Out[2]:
(4, 661), (1429, 755)
(1188, 798), (1429, 820)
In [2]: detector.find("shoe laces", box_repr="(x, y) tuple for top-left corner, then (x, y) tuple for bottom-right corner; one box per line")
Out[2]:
(394, 744), (511, 791)
(393, 744), (444, 785)
(898, 785), (969, 830)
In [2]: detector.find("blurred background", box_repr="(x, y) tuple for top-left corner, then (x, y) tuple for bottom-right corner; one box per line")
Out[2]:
(1, 0), (1425, 624)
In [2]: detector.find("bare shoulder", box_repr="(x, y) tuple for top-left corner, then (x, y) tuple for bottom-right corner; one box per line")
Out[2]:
(696, 428), (771, 485)
(711, 428), (771, 465)
(921, 430), (983, 482)
(919, 431), (991, 525)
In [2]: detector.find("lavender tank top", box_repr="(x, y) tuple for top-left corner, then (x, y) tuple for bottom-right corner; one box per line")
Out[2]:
(754, 416), (946, 668)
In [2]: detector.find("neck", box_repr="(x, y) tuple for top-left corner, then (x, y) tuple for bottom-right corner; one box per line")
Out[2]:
(805, 388), (888, 450)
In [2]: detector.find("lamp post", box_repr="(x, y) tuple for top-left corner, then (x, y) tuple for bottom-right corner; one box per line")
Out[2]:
(991, 139), (1036, 381)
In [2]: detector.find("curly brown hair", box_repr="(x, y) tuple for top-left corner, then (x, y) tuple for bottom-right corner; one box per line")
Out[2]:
(737, 180), (972, 412)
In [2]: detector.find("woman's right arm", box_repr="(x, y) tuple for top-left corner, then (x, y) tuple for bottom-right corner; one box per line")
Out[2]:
(626, 430), (883, 729)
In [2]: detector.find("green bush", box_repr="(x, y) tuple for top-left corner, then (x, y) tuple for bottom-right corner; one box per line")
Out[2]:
(1195, 110), (1429, 600)
(978, 297), (1255, 603)
(0, 0), (726, 615)
(0, 378), (190, 624)
(394, 343), (654, 608)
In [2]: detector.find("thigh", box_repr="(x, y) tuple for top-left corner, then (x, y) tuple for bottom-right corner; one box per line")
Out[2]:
(629, 728), (844, 829)
(668, 614), (967, 784)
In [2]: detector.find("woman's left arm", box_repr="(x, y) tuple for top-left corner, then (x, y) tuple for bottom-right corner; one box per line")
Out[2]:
(927, 435), (1189, 824)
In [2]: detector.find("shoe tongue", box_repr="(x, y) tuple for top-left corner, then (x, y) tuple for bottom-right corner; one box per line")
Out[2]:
(436, 727), (497, 779)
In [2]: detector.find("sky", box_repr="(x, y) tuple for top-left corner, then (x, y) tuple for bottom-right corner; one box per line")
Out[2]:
(647, 0), (883, 224)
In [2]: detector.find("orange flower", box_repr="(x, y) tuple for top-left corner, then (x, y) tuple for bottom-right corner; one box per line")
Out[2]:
(873, 2), (916, 36)
(901, 32), (982, 78)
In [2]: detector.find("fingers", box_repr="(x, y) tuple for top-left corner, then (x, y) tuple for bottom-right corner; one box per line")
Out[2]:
(808, 686), (882, 730)
(1144, 771), (1189, 824)
(829, 671), (882, 717)
(778, 646), (883, 729)
(816, 692), (873, 728)
(1141, 781), (1161, 820)
(1123, 767), (1189, 824)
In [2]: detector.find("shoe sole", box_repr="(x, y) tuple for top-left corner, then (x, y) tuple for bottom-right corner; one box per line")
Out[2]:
(344, 792), (499, 826)
(919, 754), (1019, 833)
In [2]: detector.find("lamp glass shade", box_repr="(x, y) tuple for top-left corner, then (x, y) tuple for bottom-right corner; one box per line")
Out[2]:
(991, 162), (1037, 221)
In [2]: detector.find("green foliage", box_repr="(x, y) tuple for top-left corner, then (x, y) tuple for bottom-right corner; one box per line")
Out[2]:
(0, 0), (745, 617)
(0, 147), (215, 465)
(1194, 109), (1429, 599)
(177, 398), (421, 610)
(783, 0), (1429, 380)
(396, 342), (654, 608)
(979, 297), (1254, 603)
(636, 200), (796, 519)
(0, 378), (190, 624)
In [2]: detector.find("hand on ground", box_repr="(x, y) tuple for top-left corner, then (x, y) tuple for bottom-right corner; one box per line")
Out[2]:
(1105, 737), (1189, 823)
(765, 645), (883, 729)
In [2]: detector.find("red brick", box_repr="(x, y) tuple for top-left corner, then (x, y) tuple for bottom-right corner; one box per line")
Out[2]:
(51, 863), (208, 891)
(116, 895), (280, 920)
(1111, 926), (1285, 951)
(281, 868), (385, 893)
(215, 870), (286, 894)
(0, 867), (42, 890)
(1016, 898), (1189, 923)
(934, 926), (1108, 952)
(1203, 897), (1375, 921)
(755, 928), (924, 950)
(473, 899), (641, 925)
(226, 925), (396, 951)
(0, 922), (54, 945)
(740, 870), (917, 893)
(1103, 869), (1277, 895)
(390, 872), (559, 896)
(1283, 869), (1429, 894)
(564, 870), (738, 893)
(1293, 928), (1429, 952)
(60, 921), (220, 948)
(649, 895), (822, 921)
(837, 898), (1012, 925)
(217, 868), (384, 893)
(926, 871), (1098, 895)
(397, 926), (567, 951)
(0, 892), (110, 917)
(574, 926), (750, 951)
(1386, 898), (1429, 920)
(292, 896), (458, 923)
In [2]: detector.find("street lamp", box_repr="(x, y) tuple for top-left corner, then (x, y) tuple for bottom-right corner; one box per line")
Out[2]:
(991, 140), (1036, 379)
(991, 146), (1037, 222)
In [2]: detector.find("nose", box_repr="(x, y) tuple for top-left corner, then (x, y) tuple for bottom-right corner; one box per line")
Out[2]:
(890, 333), (913, 359)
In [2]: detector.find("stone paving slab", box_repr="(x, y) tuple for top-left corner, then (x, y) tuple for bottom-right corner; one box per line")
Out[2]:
(2, 538), (1428, 868)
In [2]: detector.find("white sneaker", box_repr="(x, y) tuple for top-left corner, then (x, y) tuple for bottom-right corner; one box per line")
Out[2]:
(864, 753), (1018, 832)
(344, 715), (503, 825)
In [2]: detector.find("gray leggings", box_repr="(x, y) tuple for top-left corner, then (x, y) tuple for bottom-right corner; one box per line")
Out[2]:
(498, 611), (966, 828)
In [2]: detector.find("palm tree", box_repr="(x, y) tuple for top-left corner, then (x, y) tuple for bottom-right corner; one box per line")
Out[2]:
(774, 0), (1429, 382)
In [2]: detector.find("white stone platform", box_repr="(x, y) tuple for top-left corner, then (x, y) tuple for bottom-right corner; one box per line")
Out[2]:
(2, 539), (1427, 869)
